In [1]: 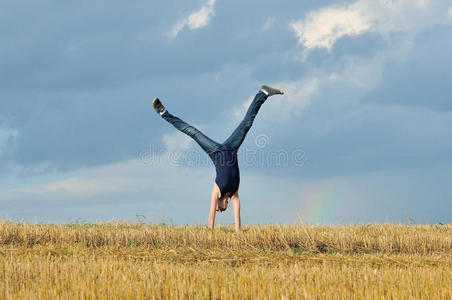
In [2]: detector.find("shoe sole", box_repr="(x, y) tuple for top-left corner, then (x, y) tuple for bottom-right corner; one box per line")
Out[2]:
(152, 97), (160, 108)
(262, 85), (284, 95)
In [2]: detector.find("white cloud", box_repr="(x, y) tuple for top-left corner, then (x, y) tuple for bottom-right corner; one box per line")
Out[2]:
(230, 77), (322, 125)
(449, 6), (452, 19)
(2, 153), (451, 224)
(262, 17), (275, 32)
(260, 0), (451, 120)
(234, 0), (452, 123)
(0, 155), (216, 223)
(229, 76), (323, 127)
(162, 131), (193, 152)
(169, 0), (216, 37)
(262, 38), (412, 121)
(290, 6), (371, 50)
(290, 0), (451, 52)
(266, 77), (321, 120)
(233, 97), (253, 120)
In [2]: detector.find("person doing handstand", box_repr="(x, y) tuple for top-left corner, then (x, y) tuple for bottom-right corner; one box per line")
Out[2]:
(152, 85), (284, 232)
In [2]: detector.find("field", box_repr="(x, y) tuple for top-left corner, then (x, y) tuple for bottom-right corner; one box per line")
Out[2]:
(0, 222), (451, 299)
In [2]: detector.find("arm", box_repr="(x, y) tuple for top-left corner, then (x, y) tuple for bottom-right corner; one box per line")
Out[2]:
(208, 184), (220, 229)
(231, 191), (241, 232)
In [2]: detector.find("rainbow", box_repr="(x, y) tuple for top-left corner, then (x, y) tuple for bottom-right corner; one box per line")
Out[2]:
(298, 178), (358, 224)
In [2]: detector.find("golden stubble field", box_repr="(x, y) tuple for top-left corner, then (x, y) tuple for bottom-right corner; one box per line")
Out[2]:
(0, 222), (451, 299)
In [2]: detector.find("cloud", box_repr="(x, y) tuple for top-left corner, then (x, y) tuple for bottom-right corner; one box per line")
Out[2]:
(275, 0), (452, 120)
(2, 154), (452, 224)
(222, 0), (452, 181)
(161, 130), (196, 152)
(0, 154), (215, 223)
(2, 0), (452, 225)
(262, 17), (275, 32)
(231, 76), (322, 125)
(367, 25), (452, 111)
(264, 76), (321, 121)
(290, 5), (371, 50)
(295, 165), (452, 224)
(290, 0), (451, 52)
(232, 98), (253, 120)
(169, 0), (216, 37)
(230, 71), (341, 125)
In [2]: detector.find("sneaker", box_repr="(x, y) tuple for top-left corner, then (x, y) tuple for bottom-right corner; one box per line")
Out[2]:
(152, 97), (167, 115)
(261, 85), (284, 96)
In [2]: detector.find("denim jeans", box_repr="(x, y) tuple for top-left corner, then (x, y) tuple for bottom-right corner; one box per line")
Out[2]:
(161, 91), (268, 156)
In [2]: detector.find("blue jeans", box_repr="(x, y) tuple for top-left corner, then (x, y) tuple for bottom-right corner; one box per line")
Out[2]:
(161, 91), (268, 155)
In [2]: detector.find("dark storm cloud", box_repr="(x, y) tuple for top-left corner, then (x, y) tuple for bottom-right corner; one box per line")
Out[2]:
(1, 0), (452, 182)
(0, 0), (337, 175)
(368, 25), (452, 111)
(1, 0), (452, 225)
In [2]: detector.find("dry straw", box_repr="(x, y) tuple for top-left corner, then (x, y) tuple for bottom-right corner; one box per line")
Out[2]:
(1, 221), (451, 254)
(1, 221), (451, 299)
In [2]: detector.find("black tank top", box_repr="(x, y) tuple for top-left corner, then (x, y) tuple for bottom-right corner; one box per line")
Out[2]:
(209, 150), (240, 197)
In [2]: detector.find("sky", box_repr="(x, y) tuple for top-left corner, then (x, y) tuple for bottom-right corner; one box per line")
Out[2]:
(1, 0), (452, 225)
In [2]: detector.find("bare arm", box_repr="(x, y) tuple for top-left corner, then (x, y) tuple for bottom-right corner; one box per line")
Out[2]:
(231, 191), (241, 232)
(208, 184), (220, 229)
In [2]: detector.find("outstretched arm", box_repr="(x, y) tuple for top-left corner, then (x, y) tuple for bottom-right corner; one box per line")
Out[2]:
(208, 184), (219, 229)
(231, 192), (241, 232)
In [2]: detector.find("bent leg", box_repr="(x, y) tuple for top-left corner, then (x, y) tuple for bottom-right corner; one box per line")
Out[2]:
(223, 91), (268, 150)
(161, 112), (220, 155)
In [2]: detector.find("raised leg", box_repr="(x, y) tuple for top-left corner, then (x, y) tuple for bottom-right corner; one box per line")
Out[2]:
(161, 111), (221, 155)
(223, 91), (268, 150)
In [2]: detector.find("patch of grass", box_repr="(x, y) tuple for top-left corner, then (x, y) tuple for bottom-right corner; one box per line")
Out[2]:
(0, 222), (451, 299)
